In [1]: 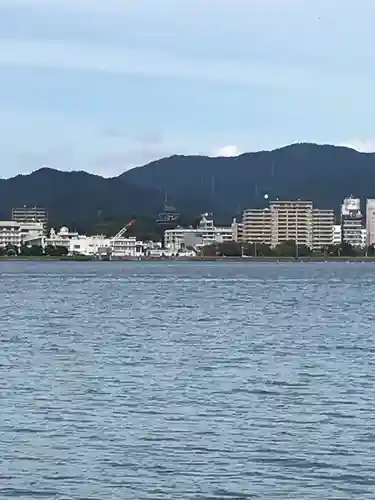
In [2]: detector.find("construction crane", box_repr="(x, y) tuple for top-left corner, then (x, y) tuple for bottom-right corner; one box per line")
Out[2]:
(112, 219), (136, 240)
(96, 219), (136, 260)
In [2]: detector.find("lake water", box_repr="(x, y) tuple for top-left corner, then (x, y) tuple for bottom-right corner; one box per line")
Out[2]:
(1, 261), (375, 499)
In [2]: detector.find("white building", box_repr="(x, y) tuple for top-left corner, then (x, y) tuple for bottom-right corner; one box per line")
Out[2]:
(111, 236), (143, 258)
(361, 228), (367, 248)
(164, 213), (235, 254)
(366, 199), (375, 247)
(0, 221), (44, 249)
(341, 196), (363, 247)
(332, 225), (342, 246)
(69, 234), (144, 258)
(47, 226), (79, 248)
(69, 235), (111, 256)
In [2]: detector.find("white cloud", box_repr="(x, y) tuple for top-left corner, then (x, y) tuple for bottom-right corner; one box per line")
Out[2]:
(340, 139), (375, 153)
(0, 39), (328, 90)
(214, 145), (242, 157)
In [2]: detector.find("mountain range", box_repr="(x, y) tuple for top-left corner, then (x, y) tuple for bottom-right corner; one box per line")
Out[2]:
(1, 142), (374, 231)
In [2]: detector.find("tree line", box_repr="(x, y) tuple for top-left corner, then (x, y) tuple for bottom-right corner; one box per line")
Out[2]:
(202, 240), (375, 258)
(0, 244), (69, 257)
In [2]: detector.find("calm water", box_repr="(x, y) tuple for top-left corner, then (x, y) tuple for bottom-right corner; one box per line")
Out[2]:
(1, 261), (375, 499)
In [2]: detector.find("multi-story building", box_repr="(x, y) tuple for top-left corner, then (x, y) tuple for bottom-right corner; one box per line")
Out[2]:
(366, 199), (375, 246)
(332, 225), (342, 246)
(242, 200), (335, 250)
(312, 209), (336, 252)
(242, 208), (272, 245)
(269, 200), (313, 248)
(12, 206), (48, 233)
(361, 228), (367, 248)
(231, 218), (244, 243)
(341, 196), (363, 247)
(164, 213), (234, 254)
(0, 221), (44, 249)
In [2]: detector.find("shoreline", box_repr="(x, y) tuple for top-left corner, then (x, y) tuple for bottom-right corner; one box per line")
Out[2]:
(1, 255), (375, 262)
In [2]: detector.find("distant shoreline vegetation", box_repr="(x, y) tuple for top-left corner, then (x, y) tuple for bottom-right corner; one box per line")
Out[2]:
(1, 240), (375, 262)
(201, 240), (375, 259)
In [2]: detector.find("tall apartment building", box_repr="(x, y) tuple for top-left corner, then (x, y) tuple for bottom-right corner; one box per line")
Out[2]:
(242, 208), (272, 245)
(242, 200), (334, 250)
(12, 206), (48, 233)
(341, 196), (363, 247)
(332, 225), (342, 246)
(312, 209), (336, 251)
(270, 200), (313, 248)
(366, 199), (375, 246)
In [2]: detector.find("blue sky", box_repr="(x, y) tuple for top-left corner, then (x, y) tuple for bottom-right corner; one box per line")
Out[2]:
(0, 0), (374, 177)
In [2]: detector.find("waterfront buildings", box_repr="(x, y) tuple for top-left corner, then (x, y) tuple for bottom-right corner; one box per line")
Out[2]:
(332, 225), (342, 246)
(0, 221), (44, 249)
(12, 206), (48, 233)
(164, 213), (235, 254)
(341, 196), (363, 247)
(366, 199), (375, 246)
(242, 200), (334, 250)
(0, 220), (148, 258)
(231, 218), (243, 243)
(242, 208), (272, 245)
(312, 209), (336, 252)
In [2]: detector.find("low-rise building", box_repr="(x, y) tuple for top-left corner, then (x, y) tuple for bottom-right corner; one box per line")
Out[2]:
(69, 235), (111, 256)
(0, 221), (44, 249)
(164, 213), (234, 254)
(69, 234), (144, 258)
(47, 226), (79, 248)
(111, 236), (143, 258)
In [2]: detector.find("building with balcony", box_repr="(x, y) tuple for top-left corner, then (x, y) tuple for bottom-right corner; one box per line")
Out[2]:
(269, 200), (313, 248)
(312, 209), (336, 252)
(366, 199), (375, 246)
(12, 206), (48, 233)
(332, 225), (342, 246)
(242, 200), (335, 250)
(341, 196), (363, 247)
(0, 221), (44, 249)
(242, 208), (272, 245)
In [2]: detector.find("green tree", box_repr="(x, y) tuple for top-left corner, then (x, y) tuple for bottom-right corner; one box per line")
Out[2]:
(5, 244), (18, 256)
(47, 245), (69, 257)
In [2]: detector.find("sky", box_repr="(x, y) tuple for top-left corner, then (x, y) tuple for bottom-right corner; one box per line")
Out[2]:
(0, 0), (375, 178)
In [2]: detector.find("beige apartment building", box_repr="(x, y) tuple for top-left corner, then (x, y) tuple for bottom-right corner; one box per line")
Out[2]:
(242, 200), (335, 250)
(270, 200), (313, 248)
(366, 199), (375, 246)
(312, 209), (336, 251)
(242, 208), (272, 245)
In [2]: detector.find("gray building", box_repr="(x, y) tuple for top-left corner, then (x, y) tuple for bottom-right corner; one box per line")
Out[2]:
(12, 206), (48, 234)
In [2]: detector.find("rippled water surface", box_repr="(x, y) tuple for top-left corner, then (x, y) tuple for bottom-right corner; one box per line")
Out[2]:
(1, 261), (375, 499)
